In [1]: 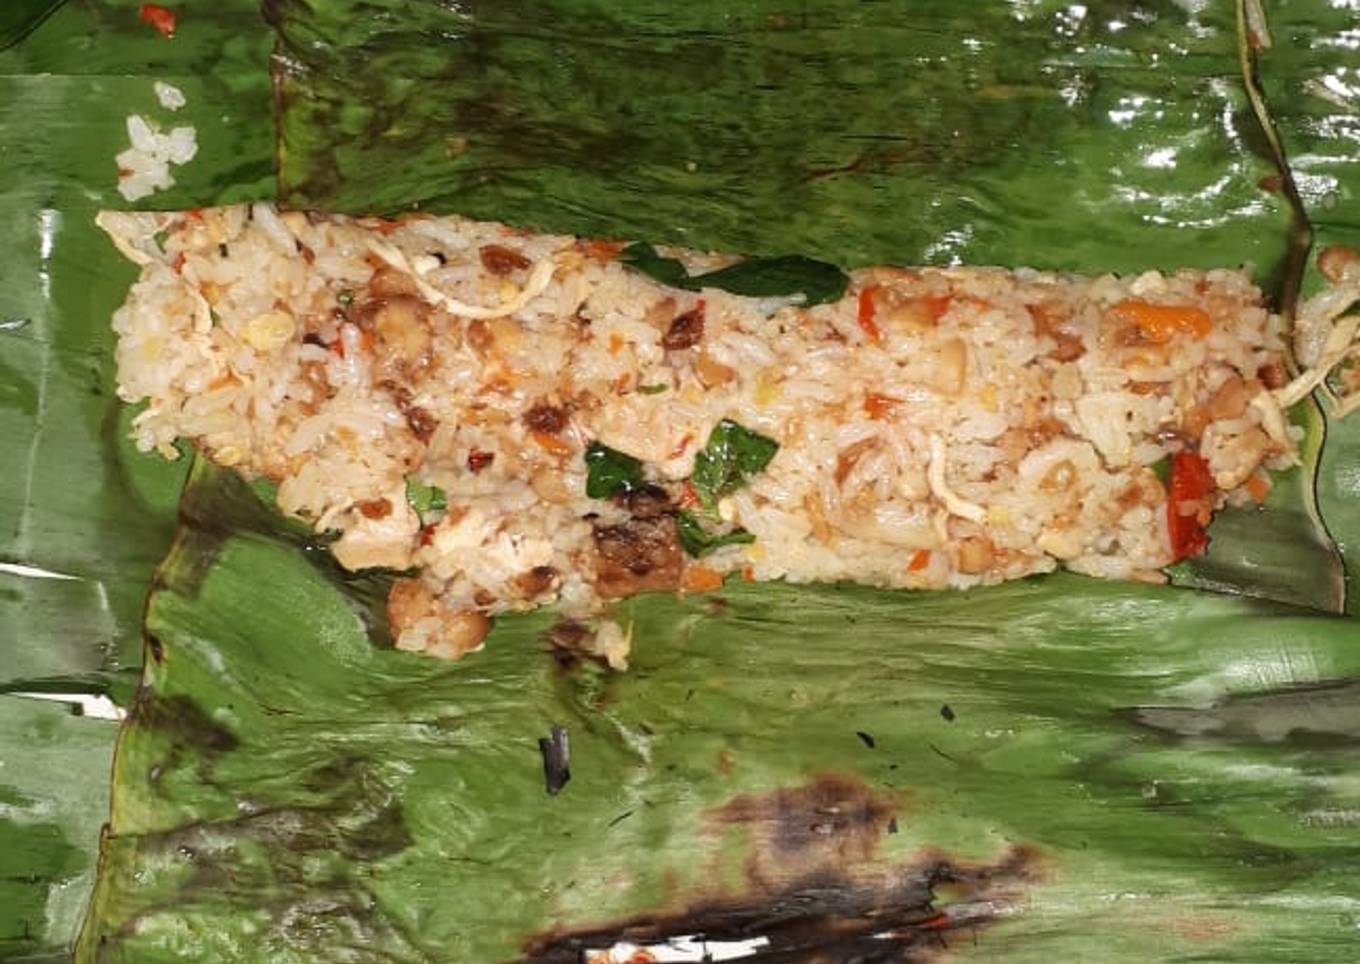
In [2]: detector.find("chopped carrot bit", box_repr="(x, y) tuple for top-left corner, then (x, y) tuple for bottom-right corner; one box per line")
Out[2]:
(375, 218), (403, 236)
(1245, 473), (1271, 503)
(1110, 300), (1212, 343)
(856, 285), (882, 344)
(908, 549), (931, 572)
(608, 332), (624, 355)
(864, 392), (897, 420)
(741, 564), (755, 582)
(139, 4), (177, 38)
(531, 430), (573, 456)
(171, 252), (185, 273)
(580, 239), (625, 262)
(923, 294), (953, 322)
(683, 565), (724, 593)
(679, 480), (700, 508)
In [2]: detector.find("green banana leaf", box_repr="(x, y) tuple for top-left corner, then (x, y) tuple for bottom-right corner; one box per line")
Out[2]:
(74, 461), (1360, 963)
(2, 0), (1360, 961)
(1, 1), (274, 957)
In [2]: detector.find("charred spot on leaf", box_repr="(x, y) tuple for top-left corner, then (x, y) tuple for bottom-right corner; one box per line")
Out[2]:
(117, 748), (419, 960)
(130, 693), (238, 756)
(711, 774), (899, 886)
(128, 693), (239, 789)
(337, 799), (413, 860)
(519, 771), (1043, 964)
(146, 633), (165, 664)
(856, 730), (876, 749)
(940, 704), (955, 722)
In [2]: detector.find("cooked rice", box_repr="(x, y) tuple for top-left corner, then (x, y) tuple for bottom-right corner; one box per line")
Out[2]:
(97, 205), (1301, 664)
(115, 108), (196, 203)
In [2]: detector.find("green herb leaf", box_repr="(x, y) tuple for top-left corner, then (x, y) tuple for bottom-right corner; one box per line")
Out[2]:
(403, 474), (446, 521)
(152, 230), (169, 253)
(618, 243), (694, 290)
(584, 442), (644, 499)
(695, 255), (848, 305)
(620, 242), (848, 307)
(690, 419), (779, 511)
(1150, 455), (1171, 485)
(675, 509), (756, 558)
(637, 383), (669, 395)
(336, 288), (355, 306)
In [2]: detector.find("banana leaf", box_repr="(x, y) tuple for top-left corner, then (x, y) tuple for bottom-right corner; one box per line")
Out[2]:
(0, 1), (274, 957)
(2, 0), (1360, 962)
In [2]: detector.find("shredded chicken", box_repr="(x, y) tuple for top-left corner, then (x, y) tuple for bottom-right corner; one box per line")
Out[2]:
(927, 434), (987, 523)
(367, 238), (556, 320)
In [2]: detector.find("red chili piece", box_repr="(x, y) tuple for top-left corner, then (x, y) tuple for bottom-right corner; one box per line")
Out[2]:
(139, 4), (177, 37)
(1167, 451), (1214, 561)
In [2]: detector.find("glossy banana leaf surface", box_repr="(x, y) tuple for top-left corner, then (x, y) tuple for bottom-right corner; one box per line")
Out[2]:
(1, 0), (1358, 961)
(0, 1), (274, 958)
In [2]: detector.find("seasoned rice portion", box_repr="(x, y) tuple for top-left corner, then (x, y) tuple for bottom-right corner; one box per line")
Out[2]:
(98, 205), (1298, 663)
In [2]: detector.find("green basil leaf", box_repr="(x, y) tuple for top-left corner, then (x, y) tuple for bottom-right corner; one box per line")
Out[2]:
(675, 509), (756, 558)
(637, 383), (669, 395)
(584, 441), (644, 499)
(695, 255), (848, 305)
(691, 419), (779, 511)
(403, 474), (446, 521)
(620, 242), (848, 307)
(618, 242), (695, 290)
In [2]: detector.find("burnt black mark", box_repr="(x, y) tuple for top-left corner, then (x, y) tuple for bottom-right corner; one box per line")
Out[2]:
(711, 774), (897, 887)
(130, 696), (239, 755)
(539, 725), (571, 795)
(940, 704), (955, 722)
(519, 774), (1041, 963)
(856, 730), (876, 749)
(129, 692), (239, 788)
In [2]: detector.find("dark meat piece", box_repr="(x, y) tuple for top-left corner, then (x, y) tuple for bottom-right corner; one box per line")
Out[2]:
(593, 515), (684, 599)
(467, 449), (495, 473)
(385, 382), (439, 442)
(404, 406), (437, 442)
(524, 402), (568, 434)
(613, 483), (673, 519)
(515, 565), (559, 598)
(661, 305), (705, 350)
(480, 243), (532, 276)
(356, 497), (393, 520)
(1257, 358), (1288, 390)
